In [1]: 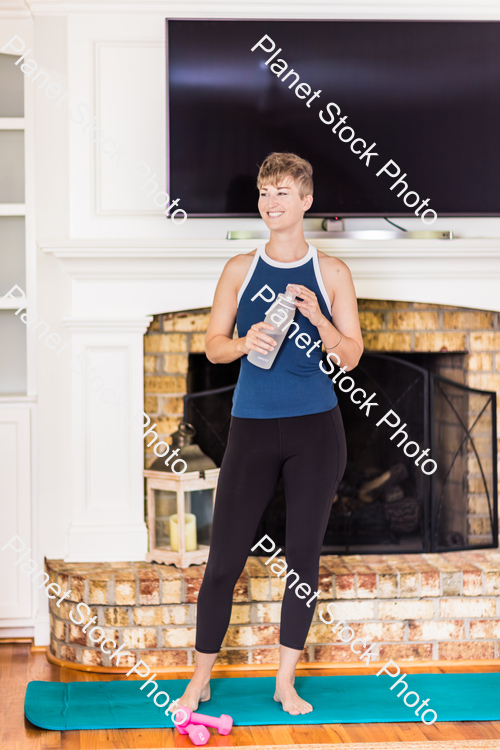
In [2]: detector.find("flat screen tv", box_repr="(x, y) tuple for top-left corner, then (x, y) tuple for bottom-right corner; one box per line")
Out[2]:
(166, 20), (500, 218)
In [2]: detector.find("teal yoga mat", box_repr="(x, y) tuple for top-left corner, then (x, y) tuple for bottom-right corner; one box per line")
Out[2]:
(25, 673), (500, 730)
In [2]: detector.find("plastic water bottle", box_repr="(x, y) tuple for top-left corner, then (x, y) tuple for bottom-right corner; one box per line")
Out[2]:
(247, 284), (298, 370)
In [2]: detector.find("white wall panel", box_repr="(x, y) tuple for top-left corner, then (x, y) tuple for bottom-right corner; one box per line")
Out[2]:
(65, 320), (149, 561)
(87, 347), (128, 508)
(0, 407), (31, 619)
(0, 310), (27, 394)
(96, 41), (165, 214)
(67, 14), (173, 237)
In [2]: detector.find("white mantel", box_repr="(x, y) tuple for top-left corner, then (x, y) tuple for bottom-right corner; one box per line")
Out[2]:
(41, 237), (500, 315)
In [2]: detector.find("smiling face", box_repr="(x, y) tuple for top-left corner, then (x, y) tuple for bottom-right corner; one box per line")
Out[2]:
(258, 176), (313, 232)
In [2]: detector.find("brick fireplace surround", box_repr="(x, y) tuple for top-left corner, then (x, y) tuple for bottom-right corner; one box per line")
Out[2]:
(47, 551), (500, 670)
(47, 298), (500, 670)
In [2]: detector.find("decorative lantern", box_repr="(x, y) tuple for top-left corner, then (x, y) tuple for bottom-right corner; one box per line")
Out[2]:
(144, 423), (219, 568)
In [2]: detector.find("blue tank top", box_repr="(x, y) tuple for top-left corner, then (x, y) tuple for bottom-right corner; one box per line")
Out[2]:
(231, 244), (338, 419)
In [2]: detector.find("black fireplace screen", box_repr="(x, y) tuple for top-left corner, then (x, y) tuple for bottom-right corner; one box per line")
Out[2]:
(184, 353), (497, 553)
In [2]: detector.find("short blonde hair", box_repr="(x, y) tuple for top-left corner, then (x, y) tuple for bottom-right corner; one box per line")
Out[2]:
(257, 152), (313, 199)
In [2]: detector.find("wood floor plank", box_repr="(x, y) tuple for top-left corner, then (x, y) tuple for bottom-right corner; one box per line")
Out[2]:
(468, 721), (500, 740)
(342, 723), (392, 743)
(417, 721), (469, 742)
(248, 725), (275, 746)
(5, 684), (29, 731)
(28, 653), (60, 683)
(40, 730), (61, 747)
(59, 730), (81, 750)
(262, 724), (295, 745)
(358, 722), (402, 743)
(411, 721), (461, 742)
(0, 643), (12, 672)
(393, 721), (426, 742)
(79, 728), (132, 749)
(21, 731), (42, 750)
(10, 644), (29, 685)
(453, 722), (496, 741)
(322, 724), (350, 744)
(462, 722), (500, 741)
(287, 723), (333, 744)
(228, 726), (256, 746)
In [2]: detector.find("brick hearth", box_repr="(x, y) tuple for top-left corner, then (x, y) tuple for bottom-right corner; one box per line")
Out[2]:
(47, 550), (500, 669)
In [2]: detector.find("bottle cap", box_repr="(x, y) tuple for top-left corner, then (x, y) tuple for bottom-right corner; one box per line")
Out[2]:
(283, 284), (298, 303)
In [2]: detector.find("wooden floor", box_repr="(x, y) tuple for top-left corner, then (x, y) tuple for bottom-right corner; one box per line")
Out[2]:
(3, 643), (500, 749)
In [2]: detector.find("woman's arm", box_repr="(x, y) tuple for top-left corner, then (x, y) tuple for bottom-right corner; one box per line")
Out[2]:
(205, 254), (279, 364)
(292, 257), (363, 372)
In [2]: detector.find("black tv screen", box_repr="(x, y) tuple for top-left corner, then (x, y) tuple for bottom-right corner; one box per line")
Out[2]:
(166, 20), (500, 218)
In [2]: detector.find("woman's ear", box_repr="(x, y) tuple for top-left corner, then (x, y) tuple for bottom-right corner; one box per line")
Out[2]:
(304, 194), (313, 212)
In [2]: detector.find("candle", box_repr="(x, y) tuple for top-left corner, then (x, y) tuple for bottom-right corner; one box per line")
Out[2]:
(170, 513), (197, 552)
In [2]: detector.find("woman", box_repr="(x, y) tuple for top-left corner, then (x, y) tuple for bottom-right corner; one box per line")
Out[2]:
(178, 152), (363, 716)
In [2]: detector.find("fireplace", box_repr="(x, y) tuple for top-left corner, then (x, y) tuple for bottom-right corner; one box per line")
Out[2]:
(144, 298), (499, 556)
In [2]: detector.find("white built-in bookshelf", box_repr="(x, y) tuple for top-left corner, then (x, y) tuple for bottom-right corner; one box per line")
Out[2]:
(0, 55), (27, 394)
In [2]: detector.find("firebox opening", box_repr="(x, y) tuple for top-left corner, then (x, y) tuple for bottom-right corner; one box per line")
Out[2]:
(183, 350), (497, 556)
(187, 353), (240, 395)
(184, 354), (240, 468)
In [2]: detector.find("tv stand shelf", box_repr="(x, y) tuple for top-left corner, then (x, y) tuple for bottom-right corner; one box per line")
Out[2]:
(227, 230), (452, 240)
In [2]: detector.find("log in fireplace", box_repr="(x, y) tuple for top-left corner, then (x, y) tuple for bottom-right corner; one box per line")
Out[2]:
(184, 352), (497, 554)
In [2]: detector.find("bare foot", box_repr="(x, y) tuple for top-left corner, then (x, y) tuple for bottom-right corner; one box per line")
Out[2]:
(274, 683), (313, 716)
(175, 680), (211, 713)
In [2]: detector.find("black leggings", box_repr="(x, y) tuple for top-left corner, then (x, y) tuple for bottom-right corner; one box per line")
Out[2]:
(195, 405), (347, 653)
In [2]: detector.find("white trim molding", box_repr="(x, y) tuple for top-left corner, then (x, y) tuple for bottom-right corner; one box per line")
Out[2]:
(0, 204), (25, 216)
(64, 318), (150, 562)
(0, 118), (25, 129)
(0, 407), (32, 621)
(93, 39), (165, 218)
(64, 317), (153, 333)
(41, 237), (500, 313)
(21, 1), (500, 20)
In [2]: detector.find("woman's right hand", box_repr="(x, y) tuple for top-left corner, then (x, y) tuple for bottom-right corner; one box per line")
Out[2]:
(237, 322), (277, 355)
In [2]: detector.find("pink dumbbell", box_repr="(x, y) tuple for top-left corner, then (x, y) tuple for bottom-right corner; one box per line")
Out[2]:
(177, 722), (210, 746)
(175, 706), (233, 735)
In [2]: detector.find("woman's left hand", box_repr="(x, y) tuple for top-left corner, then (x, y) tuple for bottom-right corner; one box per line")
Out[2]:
(290, 284), (326, 328)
